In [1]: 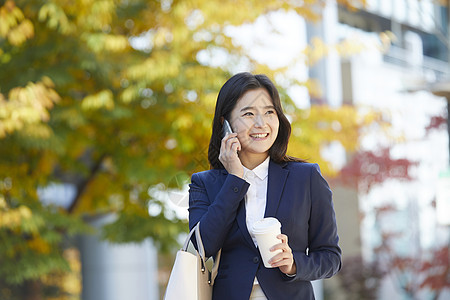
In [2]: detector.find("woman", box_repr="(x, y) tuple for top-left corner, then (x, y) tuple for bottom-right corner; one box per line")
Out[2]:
(189, 72), (341, 300)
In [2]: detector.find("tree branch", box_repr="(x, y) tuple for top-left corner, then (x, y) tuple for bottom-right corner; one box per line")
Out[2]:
(67, 153), (107, 214)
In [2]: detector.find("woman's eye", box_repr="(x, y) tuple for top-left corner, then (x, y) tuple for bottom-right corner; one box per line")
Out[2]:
(243, 112), (253, 116)
(266, 110), (275, 115)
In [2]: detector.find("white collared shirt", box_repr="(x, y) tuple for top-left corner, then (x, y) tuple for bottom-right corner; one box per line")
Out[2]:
(243, 156), (270, 247)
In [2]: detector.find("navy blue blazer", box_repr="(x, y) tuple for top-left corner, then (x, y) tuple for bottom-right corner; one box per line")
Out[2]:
(188, 160), (341, 300)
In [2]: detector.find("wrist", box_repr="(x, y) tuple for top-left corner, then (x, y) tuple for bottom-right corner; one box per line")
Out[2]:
(286, 262), (297, 276)
(229, 167), (244, 178)
(231, 172), (243, 178)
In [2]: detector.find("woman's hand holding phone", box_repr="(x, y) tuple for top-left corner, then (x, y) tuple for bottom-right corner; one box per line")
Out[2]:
(219, 122), (244, 178)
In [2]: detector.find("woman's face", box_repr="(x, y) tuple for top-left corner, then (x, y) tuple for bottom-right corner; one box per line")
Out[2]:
(229, 88), (279, 158)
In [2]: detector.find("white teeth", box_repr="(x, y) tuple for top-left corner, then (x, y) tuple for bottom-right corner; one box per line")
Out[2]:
(251, 133), (268, 138)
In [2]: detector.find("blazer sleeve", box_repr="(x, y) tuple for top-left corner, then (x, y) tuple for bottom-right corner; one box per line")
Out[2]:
(188, 172), (249, 257)
(287, 164), (342, 282)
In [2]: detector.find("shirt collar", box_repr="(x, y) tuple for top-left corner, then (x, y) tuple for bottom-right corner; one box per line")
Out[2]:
(243, 156), (270, 181)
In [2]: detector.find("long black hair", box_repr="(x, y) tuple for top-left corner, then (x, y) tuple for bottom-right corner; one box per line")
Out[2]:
(208, 72), (304, 169)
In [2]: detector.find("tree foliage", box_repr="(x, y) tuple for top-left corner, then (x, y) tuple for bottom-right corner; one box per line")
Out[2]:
(337, 147), (418, 193)
(335, 254), (385, 300)
(372, 205), (450, 300)
(0, 0), (377, 295)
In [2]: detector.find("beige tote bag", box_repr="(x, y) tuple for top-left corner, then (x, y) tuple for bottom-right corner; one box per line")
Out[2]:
(164, 223), (221, 300)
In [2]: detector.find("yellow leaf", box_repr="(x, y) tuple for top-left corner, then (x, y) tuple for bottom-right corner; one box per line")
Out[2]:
(27, 236), (51, 254)
(120, 86), (140, 103)
(19, 123), (53, 139)
(0, 1), (34, 45)
(82, 33), (129, 52)
(81, 89), (114, 111)
(19, 205), (32, 219)
(0, 78), (60, 138)
(38, 2), (75, 35)
(0, 208), (21, 228)
(0, 196), (6, 209)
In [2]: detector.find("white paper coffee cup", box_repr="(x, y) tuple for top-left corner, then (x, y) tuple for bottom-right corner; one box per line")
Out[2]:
(252, 217), (282, 268)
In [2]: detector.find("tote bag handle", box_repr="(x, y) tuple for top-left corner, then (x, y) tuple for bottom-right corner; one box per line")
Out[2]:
(183, 223), (222, 285)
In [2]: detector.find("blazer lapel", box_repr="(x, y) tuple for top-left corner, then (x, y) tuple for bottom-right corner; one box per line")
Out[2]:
(265, 160), (289, 217)
(236, 200), (256, 249)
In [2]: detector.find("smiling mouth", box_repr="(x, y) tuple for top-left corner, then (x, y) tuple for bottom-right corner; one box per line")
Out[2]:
(250, 133), (269, 139)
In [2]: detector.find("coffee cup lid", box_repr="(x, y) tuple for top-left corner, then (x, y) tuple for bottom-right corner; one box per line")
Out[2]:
(252, 217), (281, 234)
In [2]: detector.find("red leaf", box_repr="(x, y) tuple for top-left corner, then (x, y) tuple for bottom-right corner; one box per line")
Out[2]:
(336, 148), (418, 193)
(425, 115), (447, 134)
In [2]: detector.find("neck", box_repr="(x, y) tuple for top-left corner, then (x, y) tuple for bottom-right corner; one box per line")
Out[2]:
(239, 152), (269, 170)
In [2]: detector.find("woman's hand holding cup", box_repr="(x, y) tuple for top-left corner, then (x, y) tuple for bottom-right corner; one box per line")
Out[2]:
(252, 218), (296, 276)
(268, 234), (297, 276)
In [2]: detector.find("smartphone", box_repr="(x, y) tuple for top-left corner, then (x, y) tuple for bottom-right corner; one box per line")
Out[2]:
(222, 119), (233, 138)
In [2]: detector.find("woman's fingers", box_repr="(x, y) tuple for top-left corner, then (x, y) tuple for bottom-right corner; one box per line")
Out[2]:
(225, 133), (240, 151)
(218, 133), (243, 177)
(268, 234), (296, 275)
(219, 134), (240, 162)
(269, 251), (292, 265)
(220, 133), (238, 153)
(277, 234), (288, 244)
(270, 234), (290, 253)
(230, 139), (241, 152)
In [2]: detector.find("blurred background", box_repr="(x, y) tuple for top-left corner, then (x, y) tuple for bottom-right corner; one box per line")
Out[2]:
(0, 0), (449, 299)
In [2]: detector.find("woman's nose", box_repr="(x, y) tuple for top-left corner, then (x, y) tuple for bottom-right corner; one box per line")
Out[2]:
(254, 115), (265, 127)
